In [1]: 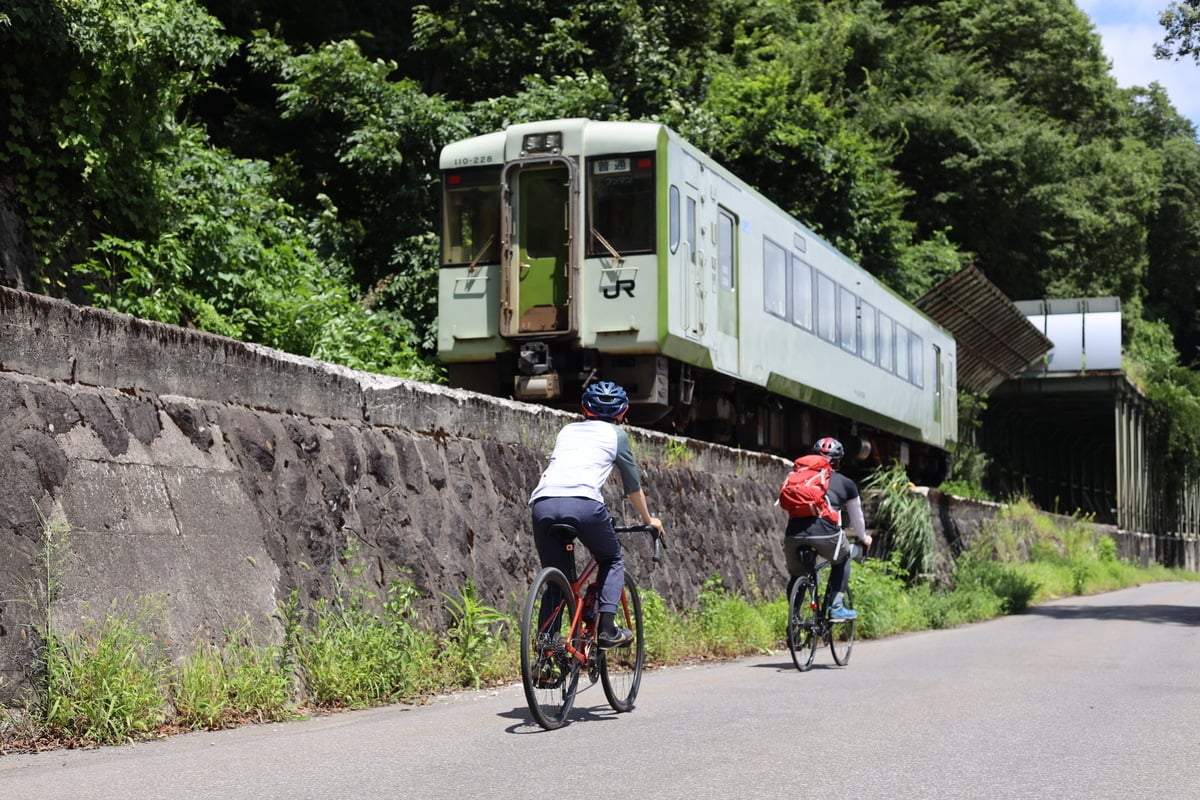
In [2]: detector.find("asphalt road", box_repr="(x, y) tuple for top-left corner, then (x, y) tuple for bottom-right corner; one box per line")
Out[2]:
(2, 582), (1198, 800)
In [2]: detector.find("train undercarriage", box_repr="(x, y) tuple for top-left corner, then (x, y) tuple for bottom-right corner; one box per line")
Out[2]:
(447, 346), (951, 486)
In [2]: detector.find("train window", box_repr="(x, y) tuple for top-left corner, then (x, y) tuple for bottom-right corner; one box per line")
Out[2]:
(878, 313), (895, 373)
(441, 166), (502, 266)
(911, 333), (924, 388)
(524, 167), (571, 259)
(860, 300), (877, 363)
(587, 153), (656, 256)
(763, 238), (787, 319)
(896, 323), (911, 382)
(790, 256), (813, 331)
(837, 285), (857, 353)
(687, 197), (697, 264)
(718, 210), (735, 290)
(815, 271), (836, 343)
(669, 185), (680, 254)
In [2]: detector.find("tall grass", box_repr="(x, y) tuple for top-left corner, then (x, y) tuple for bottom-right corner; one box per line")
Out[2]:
(285, 572), (438, 708)
(862, 462), (934, 582)
(41, 606), (171, 745)
(174, 623), (294, 729)
(441, 580), (509, 689)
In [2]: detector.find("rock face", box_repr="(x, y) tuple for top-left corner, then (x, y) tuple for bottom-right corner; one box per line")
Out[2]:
(0, 286), (788, 702)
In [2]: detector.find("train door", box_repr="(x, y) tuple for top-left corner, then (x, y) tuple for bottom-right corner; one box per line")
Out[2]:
(499, 160), (576, 337)
(676, 146), (706, 341)
(683, 192), (705, 339)
(711, 206), (740, 373)
(932, 343), (953, 446)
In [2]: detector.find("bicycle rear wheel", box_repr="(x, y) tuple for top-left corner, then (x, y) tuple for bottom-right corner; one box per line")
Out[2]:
(787, 576), (818, 672)
(520, 567), (581, 730)
(829, 587), (856, 665)
(600, 573), (645, 712)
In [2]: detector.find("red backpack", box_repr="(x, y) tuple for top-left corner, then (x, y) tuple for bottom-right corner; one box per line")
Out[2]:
(779, 454), (840, 523)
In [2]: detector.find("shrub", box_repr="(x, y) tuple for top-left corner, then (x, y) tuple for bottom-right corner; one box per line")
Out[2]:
(863, 462), (934, 583)
(41, 611), (170, 745)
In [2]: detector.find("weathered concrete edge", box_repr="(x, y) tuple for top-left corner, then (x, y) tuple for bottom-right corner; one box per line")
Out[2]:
(0, 285), (784, 477)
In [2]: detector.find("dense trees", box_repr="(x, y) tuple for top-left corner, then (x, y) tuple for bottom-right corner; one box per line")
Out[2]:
(2, 0), (1200, 463)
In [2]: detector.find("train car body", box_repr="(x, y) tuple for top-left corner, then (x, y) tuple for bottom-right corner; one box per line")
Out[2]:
(437, 119), (956, 479)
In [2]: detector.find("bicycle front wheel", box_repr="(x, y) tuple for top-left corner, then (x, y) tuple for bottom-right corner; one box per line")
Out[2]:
(787, 576), (818, 672)
(520, 567), (581, 730)
(829, 587), (856, 666)
(600, 573), (645, 712)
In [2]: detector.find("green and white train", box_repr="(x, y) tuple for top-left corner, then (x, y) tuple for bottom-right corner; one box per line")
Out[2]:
(437, 118), (956, 479)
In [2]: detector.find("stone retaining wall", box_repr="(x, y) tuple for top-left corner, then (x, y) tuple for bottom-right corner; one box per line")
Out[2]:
(0, 287), (787, 702)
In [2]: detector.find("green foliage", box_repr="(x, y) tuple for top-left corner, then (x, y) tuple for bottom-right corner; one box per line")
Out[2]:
(440, 580), (509, 689)
(286, 573), (437, 708)
(663, 437), (693, 465)
(953, 551), (1040, 614)
(694, 575), (775, 656)
(846, 553), (926, 638)
(0, 0), (234, 287)
(41, 608), (171, 745)
(639, 588), (696, 662)
(174, 624), (295, 729)
(943, 392), (993, 500)
(863, 462), (935, 582)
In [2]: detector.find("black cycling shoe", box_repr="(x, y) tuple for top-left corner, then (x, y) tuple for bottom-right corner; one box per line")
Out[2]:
(597, 626), (634, 649)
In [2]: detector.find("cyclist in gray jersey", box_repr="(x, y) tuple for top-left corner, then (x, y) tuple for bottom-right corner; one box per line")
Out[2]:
(529, 381), (664, 649)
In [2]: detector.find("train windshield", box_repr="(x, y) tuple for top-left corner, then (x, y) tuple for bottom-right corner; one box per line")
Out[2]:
(586, 154), (655, 256)
(441, 166), (502, 267)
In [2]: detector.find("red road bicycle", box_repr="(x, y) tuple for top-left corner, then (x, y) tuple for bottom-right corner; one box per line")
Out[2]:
(519, 523), (664, 730)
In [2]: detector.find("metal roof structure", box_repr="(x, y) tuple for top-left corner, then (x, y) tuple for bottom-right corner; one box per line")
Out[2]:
(916, 265), (1053, 394)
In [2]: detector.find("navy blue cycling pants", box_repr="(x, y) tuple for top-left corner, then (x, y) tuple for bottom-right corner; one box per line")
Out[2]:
(530, 496), (625, 615)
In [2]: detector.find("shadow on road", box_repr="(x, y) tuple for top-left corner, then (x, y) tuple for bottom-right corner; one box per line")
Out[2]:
(745, 659), (847, 672)
(498, 701), (625, 734)
(1024, 603), (1200, 627)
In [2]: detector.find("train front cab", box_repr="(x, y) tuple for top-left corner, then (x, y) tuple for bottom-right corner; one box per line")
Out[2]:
(438, 121), (670, 416)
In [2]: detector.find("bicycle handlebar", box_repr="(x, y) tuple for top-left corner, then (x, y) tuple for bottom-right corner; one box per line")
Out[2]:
(613, 523), (666, 563)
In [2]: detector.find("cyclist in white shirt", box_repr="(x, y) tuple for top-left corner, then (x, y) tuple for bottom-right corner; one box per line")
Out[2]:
(529, 381), (664, 648)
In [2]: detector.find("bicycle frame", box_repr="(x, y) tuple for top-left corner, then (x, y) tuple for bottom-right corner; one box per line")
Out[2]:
(521, 522), (661, 729)
(555, 537), (644, 666)
(801, 550), (832, 611)
(787, 541), (858, 671)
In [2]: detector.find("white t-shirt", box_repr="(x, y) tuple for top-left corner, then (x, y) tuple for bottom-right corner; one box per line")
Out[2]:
(529, 419), (641, 504)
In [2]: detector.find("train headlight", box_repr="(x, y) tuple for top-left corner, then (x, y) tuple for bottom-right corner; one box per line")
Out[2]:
(522, 131), (562, 155)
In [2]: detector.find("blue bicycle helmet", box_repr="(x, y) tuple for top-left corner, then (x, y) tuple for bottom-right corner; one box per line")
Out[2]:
(581, 380), (630, 420)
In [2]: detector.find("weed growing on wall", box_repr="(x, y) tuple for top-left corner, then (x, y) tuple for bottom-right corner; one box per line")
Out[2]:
(862, 462), (935, 583)
(441, 580), (508, 689)
(174, 622), (295, 729)
(41, 602), (172, 745)
(285, 571), (437, 707)
(664, 437), (693, 465)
